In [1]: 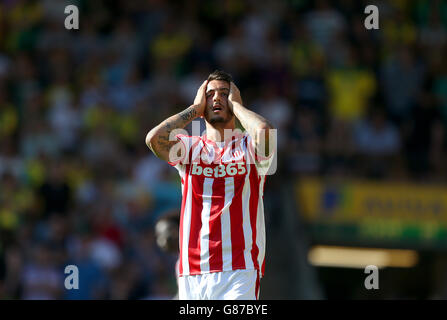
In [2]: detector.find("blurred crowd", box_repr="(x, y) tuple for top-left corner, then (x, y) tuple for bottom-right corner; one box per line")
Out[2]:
(0, 0), (446, 299)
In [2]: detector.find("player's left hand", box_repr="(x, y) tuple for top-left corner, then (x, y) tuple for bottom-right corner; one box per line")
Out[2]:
(193, 80), (209, 117)
(229, 82), (243, 110)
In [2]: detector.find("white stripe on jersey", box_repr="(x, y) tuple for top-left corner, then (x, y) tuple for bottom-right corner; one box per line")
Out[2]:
(241, 163), (254, 270)
(181, 173), (193, 275)
(256, 175), (266, 274)
(221, 177), (234, 271)
(191, 140), (204, 163)
(199, 178), (214, 273)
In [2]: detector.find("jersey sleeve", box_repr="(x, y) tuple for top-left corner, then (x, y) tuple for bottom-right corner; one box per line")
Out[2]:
(244, 134), (276, 176)
(168, 134), (199, 171)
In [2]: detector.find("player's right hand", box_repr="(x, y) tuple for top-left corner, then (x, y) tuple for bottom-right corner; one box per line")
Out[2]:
(193, 80), (208, 117)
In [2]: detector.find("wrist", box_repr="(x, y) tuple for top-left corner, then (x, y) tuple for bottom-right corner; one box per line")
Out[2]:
(230, 100), (243, 114)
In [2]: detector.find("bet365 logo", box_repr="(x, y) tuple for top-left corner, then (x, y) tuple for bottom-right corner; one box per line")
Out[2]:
(191, 162), (246, 178)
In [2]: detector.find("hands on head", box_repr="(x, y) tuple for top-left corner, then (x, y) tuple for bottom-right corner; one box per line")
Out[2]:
(193, 80), (208, 118)
(194, 80), (243, 118)
(228, 81), (242, 111)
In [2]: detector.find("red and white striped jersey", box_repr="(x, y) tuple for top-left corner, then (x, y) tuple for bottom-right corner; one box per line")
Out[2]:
(169, 132), (272, 278)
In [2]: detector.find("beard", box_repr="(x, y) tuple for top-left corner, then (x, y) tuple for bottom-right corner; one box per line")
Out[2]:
(205, 108), (233, 125)
(209, 115), (227, 124)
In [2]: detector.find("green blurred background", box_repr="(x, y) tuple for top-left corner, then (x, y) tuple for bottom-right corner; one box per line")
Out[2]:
(0, 0), (447, 299)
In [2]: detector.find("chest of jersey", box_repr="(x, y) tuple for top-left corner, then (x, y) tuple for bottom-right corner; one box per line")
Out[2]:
(190, 162), (247, 178)
(188, 141), (248, 178)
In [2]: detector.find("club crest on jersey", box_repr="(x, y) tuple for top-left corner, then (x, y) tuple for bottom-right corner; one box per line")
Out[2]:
(232, 150), (243, 159)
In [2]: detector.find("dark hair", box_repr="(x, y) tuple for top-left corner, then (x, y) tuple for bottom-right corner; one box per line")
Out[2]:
(156, 210), (180, 227)
(207, 70), (233, 84)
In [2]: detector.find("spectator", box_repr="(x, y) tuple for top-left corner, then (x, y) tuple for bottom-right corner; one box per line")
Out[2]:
(38, 162), (71, 219)
(64, 232), (109, 300)
(353, 107), (401, 178)
(380, 46), (425, 124)
(404, 89), (445, 180)
(326, 46), (376, 123)
(21, 243), (63, 300)
(288, 108), (322, 175)
(323, 118), (355, 177)
(305, 0), (347, 52)
(1, 245), (23, 299)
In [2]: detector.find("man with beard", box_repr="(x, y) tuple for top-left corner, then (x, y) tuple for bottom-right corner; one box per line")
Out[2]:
(145, 70), (275, 300)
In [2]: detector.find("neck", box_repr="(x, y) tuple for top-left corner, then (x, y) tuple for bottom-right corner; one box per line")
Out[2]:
(204, 121), (236, 142)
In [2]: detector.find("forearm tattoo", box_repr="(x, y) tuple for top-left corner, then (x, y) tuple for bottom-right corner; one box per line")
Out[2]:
(180, 108), (197, 121)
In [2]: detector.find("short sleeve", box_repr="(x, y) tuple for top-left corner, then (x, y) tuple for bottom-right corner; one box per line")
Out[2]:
(244, 134), (276, 176)
(168, 135), (200, 171)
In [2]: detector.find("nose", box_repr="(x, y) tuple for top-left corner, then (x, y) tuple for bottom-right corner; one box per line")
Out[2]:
(213, 92), (221, 103)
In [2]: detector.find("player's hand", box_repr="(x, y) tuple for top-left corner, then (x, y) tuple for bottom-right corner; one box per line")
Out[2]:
(228, 82), (243, 111)
(193, 80), (208, 117)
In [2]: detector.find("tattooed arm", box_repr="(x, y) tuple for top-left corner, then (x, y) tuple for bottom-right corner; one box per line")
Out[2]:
(145, 105), (199, 161)
(145, 81), (208, 162)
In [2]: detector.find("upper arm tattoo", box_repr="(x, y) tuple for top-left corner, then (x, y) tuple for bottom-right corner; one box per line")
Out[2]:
(155, 108), (196, 155)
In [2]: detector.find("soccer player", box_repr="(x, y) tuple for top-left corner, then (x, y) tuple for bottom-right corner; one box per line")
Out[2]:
(145, 70), (275, 300)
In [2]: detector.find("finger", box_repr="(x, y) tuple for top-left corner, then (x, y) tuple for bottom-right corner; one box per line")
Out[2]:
(230, 82), (238, 94)
(198, 80), (207, 92)
(202, 80), (209, 92)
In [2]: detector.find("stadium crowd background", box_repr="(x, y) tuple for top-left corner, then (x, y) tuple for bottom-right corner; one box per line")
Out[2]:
(0, 0), (446, 299)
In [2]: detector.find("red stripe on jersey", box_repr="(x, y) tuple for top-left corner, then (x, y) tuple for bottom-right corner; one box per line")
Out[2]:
(189, 174), (204, 274)
(178, 165), (190, 276)
(229, 175), (246, 270)
(209, 178), (224, 272)
(249, 165), (260, 271)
